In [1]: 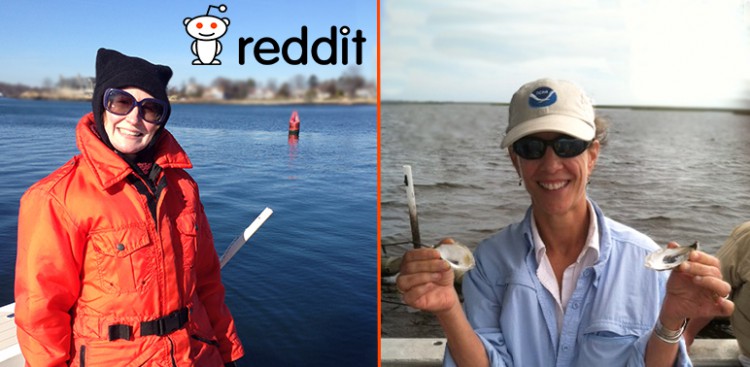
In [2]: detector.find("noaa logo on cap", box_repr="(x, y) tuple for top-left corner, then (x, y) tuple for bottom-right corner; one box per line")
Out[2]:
(528, 87), (557, 108)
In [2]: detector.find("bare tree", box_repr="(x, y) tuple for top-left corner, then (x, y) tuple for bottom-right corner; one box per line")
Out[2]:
(337, 66), (366, 98)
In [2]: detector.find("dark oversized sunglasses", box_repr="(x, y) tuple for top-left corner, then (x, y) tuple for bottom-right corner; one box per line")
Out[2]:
(512, 135), (592, 160)
(102, 88), (169, 125)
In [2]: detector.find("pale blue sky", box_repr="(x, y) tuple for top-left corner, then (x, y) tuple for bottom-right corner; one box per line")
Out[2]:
(0, 0), (377, 88)
(382, 0), (750, 108)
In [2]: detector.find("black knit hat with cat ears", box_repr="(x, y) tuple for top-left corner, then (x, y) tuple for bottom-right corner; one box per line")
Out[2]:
(91, 48), (172, 150)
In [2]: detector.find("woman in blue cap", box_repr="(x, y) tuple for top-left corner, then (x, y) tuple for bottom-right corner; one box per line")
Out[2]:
(397, 78), (734, 367)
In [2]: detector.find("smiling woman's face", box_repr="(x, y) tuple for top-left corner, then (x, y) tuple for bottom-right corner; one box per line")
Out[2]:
(511, 132), (600, 219)
(103, 87), (161, 158)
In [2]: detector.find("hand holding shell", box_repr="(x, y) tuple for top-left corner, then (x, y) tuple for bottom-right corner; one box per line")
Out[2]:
(435, 241), (476, 272)
(645, 241), (699, 271)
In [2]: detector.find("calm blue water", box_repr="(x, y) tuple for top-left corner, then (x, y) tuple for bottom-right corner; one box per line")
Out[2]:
(0, 98), (377, 366)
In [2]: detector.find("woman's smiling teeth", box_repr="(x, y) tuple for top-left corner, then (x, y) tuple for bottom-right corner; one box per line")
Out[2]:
(118, 127), (143, 137)
(539, 181), (568, 191)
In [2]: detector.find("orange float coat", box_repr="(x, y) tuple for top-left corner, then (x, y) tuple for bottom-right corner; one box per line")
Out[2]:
(15, 113), (244, 366)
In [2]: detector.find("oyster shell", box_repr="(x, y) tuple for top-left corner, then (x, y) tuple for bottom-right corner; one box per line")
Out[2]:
(435, 241), (476, 272)
(644, 241), (699, 271)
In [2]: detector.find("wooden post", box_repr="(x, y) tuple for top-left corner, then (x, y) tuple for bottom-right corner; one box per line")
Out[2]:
(403, 165), (421, 248)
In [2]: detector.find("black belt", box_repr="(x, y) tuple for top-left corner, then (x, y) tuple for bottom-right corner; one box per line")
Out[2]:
(108, 307), (189, 341)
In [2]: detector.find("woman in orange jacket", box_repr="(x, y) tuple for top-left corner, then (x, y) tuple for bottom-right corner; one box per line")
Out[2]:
(14, 48), (244, 366)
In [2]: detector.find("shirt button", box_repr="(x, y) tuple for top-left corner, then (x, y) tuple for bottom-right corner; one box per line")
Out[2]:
(572, 302), (580, 310)
(583, 269), (592, 277)
(116, 243), (125, 251)
(563, 345), (569, 351)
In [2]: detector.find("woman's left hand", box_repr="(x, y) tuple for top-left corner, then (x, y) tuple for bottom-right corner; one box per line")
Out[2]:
(659, 241), (734, 327)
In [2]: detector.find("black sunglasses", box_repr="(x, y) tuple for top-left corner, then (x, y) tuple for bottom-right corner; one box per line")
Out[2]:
(102, 88), (169, 125)
(512, 135), (592, 160)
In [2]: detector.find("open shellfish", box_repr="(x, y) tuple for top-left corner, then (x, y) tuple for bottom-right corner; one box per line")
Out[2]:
(435, 241), (476, 272)
(644, 241), (699, 271)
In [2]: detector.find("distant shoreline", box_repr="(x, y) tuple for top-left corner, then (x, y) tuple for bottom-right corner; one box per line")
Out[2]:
(4, 95), (376, 106)
(7, 97), (750, 113)
(381, 100), (750, 114)
(172, 97), (376, 106)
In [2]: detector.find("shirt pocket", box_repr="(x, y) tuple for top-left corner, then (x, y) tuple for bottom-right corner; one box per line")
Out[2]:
(578, 323), (643, 362)
(89, 226), (154, 294)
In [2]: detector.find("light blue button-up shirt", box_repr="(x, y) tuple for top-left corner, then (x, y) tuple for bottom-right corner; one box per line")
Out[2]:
(444, 200), (690, 367)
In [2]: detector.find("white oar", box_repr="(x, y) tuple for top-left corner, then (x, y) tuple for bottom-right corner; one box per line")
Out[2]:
(219, 207), (273, 269)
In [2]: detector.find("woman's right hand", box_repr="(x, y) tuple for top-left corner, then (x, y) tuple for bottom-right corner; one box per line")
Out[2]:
(396, 239), (459, 314)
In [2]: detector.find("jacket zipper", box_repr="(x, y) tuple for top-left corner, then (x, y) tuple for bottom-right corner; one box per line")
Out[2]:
(129, 166), (183, 365)
(79, 345), (86, 367)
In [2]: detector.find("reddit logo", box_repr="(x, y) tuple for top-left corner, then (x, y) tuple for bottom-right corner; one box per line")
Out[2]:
(184, 4), (230, 65)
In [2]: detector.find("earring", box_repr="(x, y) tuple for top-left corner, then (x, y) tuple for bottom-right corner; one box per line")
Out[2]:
(518, 178), (522, 186)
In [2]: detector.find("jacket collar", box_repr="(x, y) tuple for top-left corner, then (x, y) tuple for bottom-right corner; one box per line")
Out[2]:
(76, 112), (192, 190)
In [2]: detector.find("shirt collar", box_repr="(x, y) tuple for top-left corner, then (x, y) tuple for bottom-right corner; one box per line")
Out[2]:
(532, 200), (600, 266)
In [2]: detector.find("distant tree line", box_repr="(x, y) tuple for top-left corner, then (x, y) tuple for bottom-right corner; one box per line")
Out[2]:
(0, 82), (34, 98)
(173, 66), (372, 101)
(0, 66), (374, 102)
